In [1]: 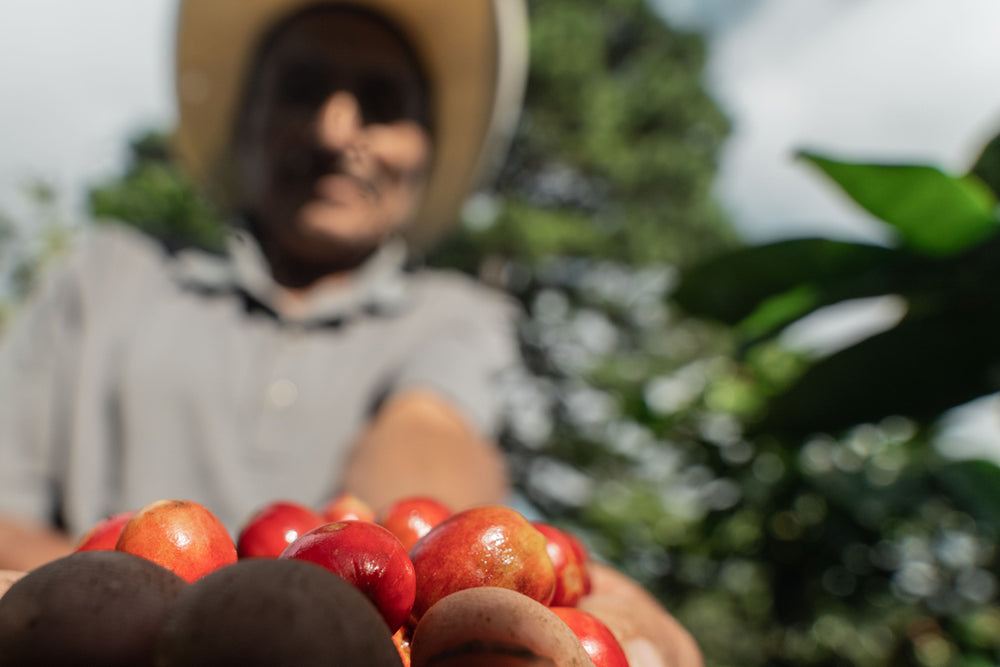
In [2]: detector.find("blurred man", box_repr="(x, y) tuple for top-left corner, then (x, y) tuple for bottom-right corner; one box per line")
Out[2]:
(0, 1), (702, 663)
(0, 0), (522, 564)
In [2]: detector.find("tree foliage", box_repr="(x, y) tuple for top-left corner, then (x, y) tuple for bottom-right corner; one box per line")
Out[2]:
(675, 148), (1000, 438)
(668, 136), (1000, 665)
(89, 131), (226, 251)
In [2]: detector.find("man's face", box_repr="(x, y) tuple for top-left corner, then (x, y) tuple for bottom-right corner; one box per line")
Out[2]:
(236, 10), (433, 265)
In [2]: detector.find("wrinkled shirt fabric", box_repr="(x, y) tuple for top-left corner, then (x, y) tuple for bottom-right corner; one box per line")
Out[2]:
(0, 224), (520, 536)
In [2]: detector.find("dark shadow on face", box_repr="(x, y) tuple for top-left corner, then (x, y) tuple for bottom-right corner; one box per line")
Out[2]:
(233, 6), (433, 285)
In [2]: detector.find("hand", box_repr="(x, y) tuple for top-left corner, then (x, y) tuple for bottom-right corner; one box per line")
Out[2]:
(0, 515), (75, 572)
(341, 389), (509, 512)
(578, 563), (703, 667)
(0, 569), (26, 598)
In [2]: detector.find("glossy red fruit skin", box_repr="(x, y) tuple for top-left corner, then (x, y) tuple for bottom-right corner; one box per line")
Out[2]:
(408, 505), (557, 622)
(378, 497), (452, 552)
(115, 499), (237, 583)
(280, 520), (415, 633)
(75, 511), (136, 552)
(562, 529), (593, 595)
(321, 492), (376, 523)
(236, 501), (325, 559)
(531, 522), (586, 607)
(550, 606), (630, 667)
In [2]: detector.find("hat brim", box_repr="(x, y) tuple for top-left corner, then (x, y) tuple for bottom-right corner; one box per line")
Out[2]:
(174, 0), (527, 249)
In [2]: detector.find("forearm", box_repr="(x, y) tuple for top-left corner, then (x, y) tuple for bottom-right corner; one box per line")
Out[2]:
(341, 389), (509, 513)
(0, 515), (75, 572)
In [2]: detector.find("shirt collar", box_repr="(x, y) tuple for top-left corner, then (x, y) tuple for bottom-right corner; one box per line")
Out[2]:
(171, 228), (412, 324)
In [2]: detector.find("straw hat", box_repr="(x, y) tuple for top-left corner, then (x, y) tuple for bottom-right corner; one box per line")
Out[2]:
(174, 0), (528, 249)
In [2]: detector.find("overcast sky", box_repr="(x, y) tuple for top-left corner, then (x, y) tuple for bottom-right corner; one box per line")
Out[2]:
(0, 0), (175, 225)
(656, 0), (1000, 245)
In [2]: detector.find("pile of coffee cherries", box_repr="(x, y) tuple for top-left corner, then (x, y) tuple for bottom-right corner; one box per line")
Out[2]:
(0, 494), (632, 666)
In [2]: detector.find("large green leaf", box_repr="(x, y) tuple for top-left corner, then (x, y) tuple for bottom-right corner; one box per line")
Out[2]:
(736, 284), (821, 340)
(750, 307), (1000, 438)
(672, 238), (906, 326)
(971, 131), (1000, 196)
(801, 152), (998, 256)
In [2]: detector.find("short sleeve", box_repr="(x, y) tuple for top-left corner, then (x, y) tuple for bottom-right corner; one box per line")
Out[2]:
(389, 275), (522, 437)
(0, 251), (84, 524)
(0, 224), (165, 529)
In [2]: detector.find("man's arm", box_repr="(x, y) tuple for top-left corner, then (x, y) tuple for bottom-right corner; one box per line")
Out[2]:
(0, 516), (74, 572)
(0, 247), (86, 572)
(340, 388), (510, 513)
(341, 390), (702, 666)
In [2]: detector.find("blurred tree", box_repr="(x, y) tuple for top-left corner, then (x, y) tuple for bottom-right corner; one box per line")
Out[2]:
(669, 141), (1000, 665)
(430, 0), (737, 519)
(89, 130), (226, 252)
(0, 181), (76, 327)
(434, 0), (735, 270)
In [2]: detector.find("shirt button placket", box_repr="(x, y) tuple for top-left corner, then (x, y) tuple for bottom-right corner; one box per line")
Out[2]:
(268, 377), (299, 409)
(255, 325), (302, 453)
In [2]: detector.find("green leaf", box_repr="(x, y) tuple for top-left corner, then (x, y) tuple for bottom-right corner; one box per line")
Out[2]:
(750, 307), (1000, 438)
(800, 151), (997, 256)
(672, 239), (903, 326)
(737, 284), (820, 340)
(971, 131), (1000, 197)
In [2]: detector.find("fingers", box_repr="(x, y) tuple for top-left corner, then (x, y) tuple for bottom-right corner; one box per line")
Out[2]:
(0, 570), (26, 599)
(580, 563), (703, 667)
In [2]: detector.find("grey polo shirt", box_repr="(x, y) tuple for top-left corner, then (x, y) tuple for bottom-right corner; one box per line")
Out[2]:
(0, 224), (520, 536)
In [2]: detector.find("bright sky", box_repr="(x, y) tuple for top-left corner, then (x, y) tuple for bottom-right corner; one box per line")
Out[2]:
(656, 0), (1000, 451)
(703, 0), (1000, 246)
(2, 0), (1000, 446)
(0, 0), (176, 225)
